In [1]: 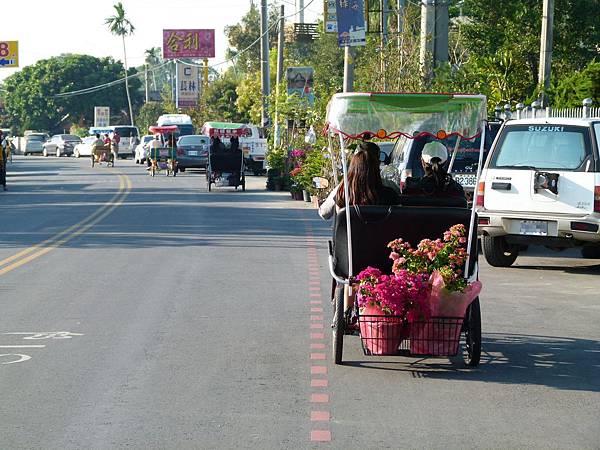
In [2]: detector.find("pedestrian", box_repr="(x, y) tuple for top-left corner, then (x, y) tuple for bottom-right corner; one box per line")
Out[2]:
(111, 131), (120, 160)
(0, 130), (7, 191)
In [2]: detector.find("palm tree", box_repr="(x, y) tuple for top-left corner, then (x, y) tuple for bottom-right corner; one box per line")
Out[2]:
(144, 47), (161, 92)
(105, 2), (135, 125)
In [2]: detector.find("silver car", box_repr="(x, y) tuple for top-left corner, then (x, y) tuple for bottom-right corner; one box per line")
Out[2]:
(23, 133), (48, 155)
(42, 134), (82, 157)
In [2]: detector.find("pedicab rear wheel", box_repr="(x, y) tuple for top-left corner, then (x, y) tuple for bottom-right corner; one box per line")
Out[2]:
(463, 297), (481, 367)
(332, 285), (345, 365)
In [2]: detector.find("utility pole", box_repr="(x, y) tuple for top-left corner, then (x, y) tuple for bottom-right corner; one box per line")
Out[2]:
(260, 0), (271, 128)
(380, 0), (388, 91)
(434, 0), (449, 65)
(274, 5), (285, 147)
(343, 46), (355, 93)
(419, 0), (435, 86)
(298, 0), (305, 23)
(144, 64), (149, 103)
(397, 0), (405, 50)
(538, 0), (554, 106)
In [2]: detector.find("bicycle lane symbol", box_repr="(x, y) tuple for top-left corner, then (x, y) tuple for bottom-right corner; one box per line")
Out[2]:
(0, 332), (84, 365)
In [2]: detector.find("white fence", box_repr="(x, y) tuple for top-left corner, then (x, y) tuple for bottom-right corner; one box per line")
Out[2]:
(501, 105), (600, 120)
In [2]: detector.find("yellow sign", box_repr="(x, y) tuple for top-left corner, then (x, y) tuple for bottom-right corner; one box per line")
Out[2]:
(0, 41), (18, 68)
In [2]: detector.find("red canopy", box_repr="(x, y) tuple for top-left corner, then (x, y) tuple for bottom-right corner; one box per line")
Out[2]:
(149, 125), (179, 135)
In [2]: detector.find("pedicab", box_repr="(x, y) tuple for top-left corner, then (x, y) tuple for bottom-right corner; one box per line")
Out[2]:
(325, 92), (487, 367)
(206, 139), (245, 192)
(91, 142), (114, 167)
(148, 125), (178, 177)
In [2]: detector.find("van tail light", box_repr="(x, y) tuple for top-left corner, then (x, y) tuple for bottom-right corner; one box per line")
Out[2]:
(476, 182), (485, 207)
(594, 186), (600, 213)
(478, 217), (490, 225)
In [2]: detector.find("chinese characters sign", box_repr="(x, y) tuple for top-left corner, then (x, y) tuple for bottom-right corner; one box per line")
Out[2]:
(177, 64), (200, 108)
(94, 106), (110, 127)
(0, 41), (18, 67)
(335, 0), (366, 47)
(163, 29), (215, 59)
(286, 67), (315, 106)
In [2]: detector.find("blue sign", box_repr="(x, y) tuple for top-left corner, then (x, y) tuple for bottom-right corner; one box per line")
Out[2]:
(335, 0), (366, 47)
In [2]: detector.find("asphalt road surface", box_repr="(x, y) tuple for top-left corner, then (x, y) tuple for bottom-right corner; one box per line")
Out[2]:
(1, 156), (599, 449)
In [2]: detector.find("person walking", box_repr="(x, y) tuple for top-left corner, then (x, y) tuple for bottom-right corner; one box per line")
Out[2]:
(0, 131), (7, 191)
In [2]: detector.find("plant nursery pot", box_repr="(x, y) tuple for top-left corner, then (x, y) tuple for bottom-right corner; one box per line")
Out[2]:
(274, 182), (283, 191)
(291, 191), (304, 200)
(359, 315), (405, 356)
(303, 190), (311, 202)
(409, 318), (463, 356)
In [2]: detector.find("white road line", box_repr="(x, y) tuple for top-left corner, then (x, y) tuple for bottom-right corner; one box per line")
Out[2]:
(0, 345), (46, 348)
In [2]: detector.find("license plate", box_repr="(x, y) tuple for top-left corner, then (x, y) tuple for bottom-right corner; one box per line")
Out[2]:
(520, 220), (548, 236)
(187, 151), (198, 156)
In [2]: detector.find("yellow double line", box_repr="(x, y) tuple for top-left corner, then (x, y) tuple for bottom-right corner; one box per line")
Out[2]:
(0, 172), (132, 277)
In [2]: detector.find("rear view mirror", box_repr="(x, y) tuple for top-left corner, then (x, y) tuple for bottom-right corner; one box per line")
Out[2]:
(312, 177), (329, 189)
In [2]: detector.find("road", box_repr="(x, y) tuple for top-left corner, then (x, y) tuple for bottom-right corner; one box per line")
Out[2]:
(1, 156), (599, 449)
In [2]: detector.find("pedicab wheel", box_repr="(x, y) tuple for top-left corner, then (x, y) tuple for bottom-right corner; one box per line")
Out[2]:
(242, 174), (246, 192)
(91, 155), (95, 167)
(463, 297), (481, 367)
(332, 285), (345, 365)
(208, 179), (212, 192)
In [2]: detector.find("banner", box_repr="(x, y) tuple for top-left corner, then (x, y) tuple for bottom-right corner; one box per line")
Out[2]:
(163, 29), (215, 59)
(94, 106), (110, 127)
(286, 67), (315, 106)
(0, 41), (18, 67)
(177, 64), (200, 108)
(335, 0), (366, 47)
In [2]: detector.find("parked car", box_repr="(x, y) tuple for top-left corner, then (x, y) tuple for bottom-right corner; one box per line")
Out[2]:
(42, 134), (82, 157)
(175, 134), (210, 172)
(381, 121), (501, 202)
(73, 136), (97, 158)
(476, 117), (600, 266)
(22, 133), (48, 155)
(134, 135), (154, 164)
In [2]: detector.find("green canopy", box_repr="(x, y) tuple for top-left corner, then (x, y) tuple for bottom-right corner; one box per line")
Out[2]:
(325, 92), (487, 140)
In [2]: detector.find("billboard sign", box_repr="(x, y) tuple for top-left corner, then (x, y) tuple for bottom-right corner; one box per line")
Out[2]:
(163, 29), (215, 59)
(94, 106), (110, 127)
(335, 0), (366, 47)
(177, 63), (200, 108)
(324, 0), (338, 33)
(286, 67), (314, 106)
(0, 41), (19, 67)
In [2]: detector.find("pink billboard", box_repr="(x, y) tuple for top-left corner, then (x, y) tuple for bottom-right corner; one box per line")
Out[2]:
(163, 29), (215, 59)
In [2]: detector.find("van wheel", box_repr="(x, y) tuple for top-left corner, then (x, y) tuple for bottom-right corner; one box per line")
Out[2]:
(581, 245), (600, 259)
(481, 235), (519, 267)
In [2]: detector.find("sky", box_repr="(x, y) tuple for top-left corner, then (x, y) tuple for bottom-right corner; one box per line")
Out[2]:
(1, 0), (324, 83)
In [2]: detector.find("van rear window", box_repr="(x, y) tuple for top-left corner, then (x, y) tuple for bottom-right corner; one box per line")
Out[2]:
(490, 125), (591, 171)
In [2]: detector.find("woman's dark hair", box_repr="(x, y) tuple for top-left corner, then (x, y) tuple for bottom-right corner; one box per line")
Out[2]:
(335, 142), (382, 207)
(423, 156), (451, 191)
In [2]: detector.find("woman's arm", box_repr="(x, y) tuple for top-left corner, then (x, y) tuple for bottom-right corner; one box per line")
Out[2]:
(318, 184), (339, 220)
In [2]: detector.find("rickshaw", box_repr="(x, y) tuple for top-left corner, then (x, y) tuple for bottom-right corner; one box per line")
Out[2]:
(326, 92), (487, 367)
(148, 125), (178, 177)
(204, 126), (246, 192)
(91, 142), (114, 167)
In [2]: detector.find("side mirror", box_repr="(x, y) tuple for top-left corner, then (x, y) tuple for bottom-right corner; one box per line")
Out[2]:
(312, 177), (329, 189)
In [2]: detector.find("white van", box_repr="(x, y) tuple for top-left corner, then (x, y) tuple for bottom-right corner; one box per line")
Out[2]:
(476, 117), (600, 265)
(157, 114), (195, 136)
(89, 125), (139, 158)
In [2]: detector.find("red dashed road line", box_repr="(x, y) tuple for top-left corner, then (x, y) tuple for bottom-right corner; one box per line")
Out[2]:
(305, 223), (332, 443)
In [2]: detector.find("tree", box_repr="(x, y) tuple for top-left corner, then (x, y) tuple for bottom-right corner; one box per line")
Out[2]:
(136, 101), (168, 134)
(144, 47), (161, 92)
(2, 54), (142, 134)
(105, 2), (135, 125)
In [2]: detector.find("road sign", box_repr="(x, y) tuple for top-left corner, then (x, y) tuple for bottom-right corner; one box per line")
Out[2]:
(94, 107), (110, 127)
(335, 0), (367, 47)
(163, 29), (215, 59)
(176, 63), (200, 108)
(0, 41), (18, 67)
(325, 0), (338, 33)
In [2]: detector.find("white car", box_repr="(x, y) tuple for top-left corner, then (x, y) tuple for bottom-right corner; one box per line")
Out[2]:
(134, 135), (154, 164)
(476, 117), (600, 265)
(73, 136), (98, 158)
